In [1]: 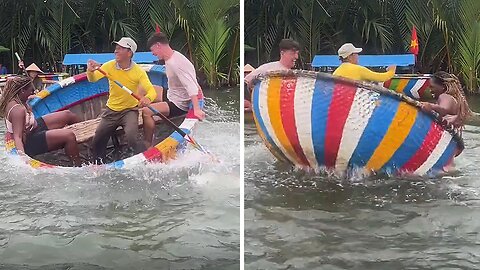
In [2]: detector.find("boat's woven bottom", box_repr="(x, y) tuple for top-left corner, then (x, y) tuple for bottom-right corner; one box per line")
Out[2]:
(31, 115), (185, 167)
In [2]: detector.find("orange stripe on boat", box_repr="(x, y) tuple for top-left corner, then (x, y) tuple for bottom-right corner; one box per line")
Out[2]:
(279, 77), (310, 166)
(396, 79), (410, 92)
(267, 77), (301, 164)
(366, 102), (417, 171)
(252, 106), (288, 163)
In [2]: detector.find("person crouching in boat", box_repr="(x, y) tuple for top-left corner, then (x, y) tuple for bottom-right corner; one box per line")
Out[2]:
(86, 37), (157, 163)
(18, 62), (55, 93)
(244, 39), (300, 88)
(333, 43), (396, 82)
(0, 76), (81, 165)
(421, 71), (472, 129)
(143, 32), (206, 148)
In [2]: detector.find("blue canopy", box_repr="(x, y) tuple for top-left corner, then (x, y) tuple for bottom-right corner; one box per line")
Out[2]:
(63, 52), (158, 65)
(311, 54), (415, 68)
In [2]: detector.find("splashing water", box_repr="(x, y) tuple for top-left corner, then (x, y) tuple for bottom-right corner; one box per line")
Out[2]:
(0, 88), (240, 269)
(245, 115), (480, 269)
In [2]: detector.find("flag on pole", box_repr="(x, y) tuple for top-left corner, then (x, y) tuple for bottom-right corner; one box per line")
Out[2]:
(410, 26), (419, 55)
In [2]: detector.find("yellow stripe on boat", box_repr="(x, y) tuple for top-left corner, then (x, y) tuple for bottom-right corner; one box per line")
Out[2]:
(36, 90), (50, 99)
(252, 108), (288, 163)
(267, 77), (301, 164)
(365, 102), (417, 171)
(155, 137), (178, 160)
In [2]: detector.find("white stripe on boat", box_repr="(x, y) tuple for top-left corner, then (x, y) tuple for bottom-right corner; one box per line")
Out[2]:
(409, 79), (425, 99)
(335, 88), (379, 174)
(294, 76), (317, 168)
(414, 131), (452, 175)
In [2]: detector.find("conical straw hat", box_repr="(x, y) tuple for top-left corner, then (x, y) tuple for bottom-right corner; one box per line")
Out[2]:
(244, 64), (255, 73)
(25, 63), (44, 73)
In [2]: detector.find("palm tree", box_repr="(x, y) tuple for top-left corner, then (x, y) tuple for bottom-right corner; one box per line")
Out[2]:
(245, 0), (480, 93)
(0, 0), (239, 88)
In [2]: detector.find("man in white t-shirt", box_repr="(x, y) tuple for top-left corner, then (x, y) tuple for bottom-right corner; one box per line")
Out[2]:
(244, 39), (300, 88)
(143, 32), (206, 148)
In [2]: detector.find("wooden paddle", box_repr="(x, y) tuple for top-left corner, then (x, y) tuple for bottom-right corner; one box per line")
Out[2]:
(14, 52), (28, 76)
(94, 67), (212, 156)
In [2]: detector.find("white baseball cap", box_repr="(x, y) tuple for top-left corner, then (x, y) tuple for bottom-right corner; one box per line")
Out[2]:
(338, 43), (362, 58)
(113, 37), (137, 53)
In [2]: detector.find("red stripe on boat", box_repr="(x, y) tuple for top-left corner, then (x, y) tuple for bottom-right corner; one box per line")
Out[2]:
(73, 73), (87, 82)
(417, 80), (430, 97)
(143, 147), (164, 162)
(55, 93), (108, 112)
(279, 78), (310, 166)
(185, 105), (198, 119)
(383, 79), (392, 89)
(324, 82), (357, 168)
(400, 121), (443, 172)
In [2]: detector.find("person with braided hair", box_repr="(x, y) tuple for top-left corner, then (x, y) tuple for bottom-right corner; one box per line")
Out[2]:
(421, 71), (472, 128)
(0, 76), (81, 166)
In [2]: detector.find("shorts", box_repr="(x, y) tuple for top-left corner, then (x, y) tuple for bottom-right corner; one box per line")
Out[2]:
(165, 97), (187, 118)
(25, 117), (49, 156)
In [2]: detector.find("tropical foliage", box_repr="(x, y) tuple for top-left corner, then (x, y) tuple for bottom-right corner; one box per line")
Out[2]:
(245, 0), (480, 93)
(0, 0), (239, 88)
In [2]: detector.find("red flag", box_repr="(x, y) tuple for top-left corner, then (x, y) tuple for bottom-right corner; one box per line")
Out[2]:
(410, 26), (419, 55)
(155, 24), (161, 33)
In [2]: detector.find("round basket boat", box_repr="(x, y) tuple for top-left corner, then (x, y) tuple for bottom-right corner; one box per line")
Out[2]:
(4, 64), (204, 169)
(251, 70), (464, 176)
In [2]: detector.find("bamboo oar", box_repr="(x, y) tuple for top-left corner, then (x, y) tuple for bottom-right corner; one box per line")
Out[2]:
(14, 52), (28, 76)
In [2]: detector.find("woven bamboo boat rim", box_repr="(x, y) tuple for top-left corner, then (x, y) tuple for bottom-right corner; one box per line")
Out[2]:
(255, 69), (465, 152)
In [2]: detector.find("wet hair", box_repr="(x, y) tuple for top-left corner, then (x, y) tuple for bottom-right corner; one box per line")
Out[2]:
(431, 71), (472, 126)
(279, 39), (300, 52)
(0, 76), (33, 118)
(147, 32), (169, 48)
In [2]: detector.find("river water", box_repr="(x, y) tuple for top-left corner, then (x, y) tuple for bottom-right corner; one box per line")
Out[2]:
(0, 88), (240, 269)
(245, 98), (480, 269)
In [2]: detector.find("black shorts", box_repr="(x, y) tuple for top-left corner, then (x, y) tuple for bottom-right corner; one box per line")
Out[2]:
(166, 100), (187, 118)
(25, 117), (49, 156)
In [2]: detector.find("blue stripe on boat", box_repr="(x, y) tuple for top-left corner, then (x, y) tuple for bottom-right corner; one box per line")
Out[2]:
(403, 79), (417, 98)
(380, 111), (431, 174)
(188, 99), (205, 109)
(428, 139), (456, 174)
(311, 78), (335, 166)
(348, 95), (400, 169)
(106, 160), (125, 169)
(170, 128), (191, 143)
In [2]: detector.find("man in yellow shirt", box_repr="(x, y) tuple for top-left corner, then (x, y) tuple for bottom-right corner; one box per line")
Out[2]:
(86, 37), (157, 162)
(333, 43), (396, 82)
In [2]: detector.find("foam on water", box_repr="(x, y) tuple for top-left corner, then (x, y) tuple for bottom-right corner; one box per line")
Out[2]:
(0, 91), (240, 269)
(245, 119), (480, 269)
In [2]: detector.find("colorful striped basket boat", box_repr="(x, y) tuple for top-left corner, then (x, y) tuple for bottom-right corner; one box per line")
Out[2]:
(251, 70), (464, 176)
(4, 64), (204, 169)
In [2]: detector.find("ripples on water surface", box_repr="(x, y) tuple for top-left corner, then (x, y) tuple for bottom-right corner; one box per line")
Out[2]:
(0, 89), (240, 270)
(245, 117), (480, 270)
